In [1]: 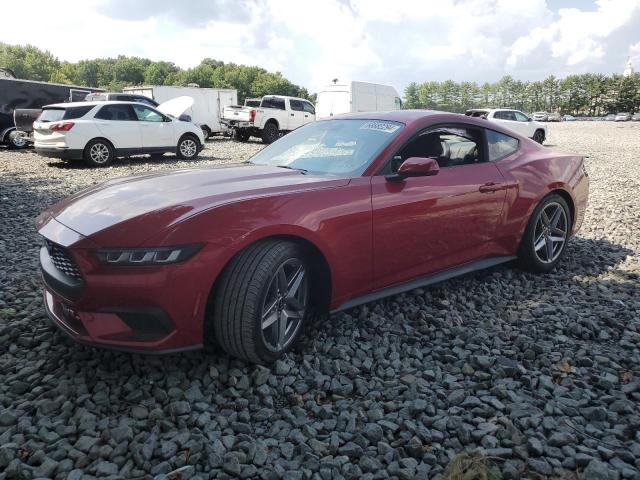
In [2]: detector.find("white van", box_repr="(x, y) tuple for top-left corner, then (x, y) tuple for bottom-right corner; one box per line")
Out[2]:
(315, 81), (402, 119)
(123, 85), (237, 138)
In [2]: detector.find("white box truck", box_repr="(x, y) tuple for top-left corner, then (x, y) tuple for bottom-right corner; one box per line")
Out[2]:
(123, 85), (237, 138)
(315, 81), (402, 119)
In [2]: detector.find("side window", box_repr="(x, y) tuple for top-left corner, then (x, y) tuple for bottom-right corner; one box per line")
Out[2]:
(392, 125), (484, 172)
(262, 97), (286, 110)
(132, 104), (164, 122)
(302, 102), (316, 114)
(289, 99), (304, 111)
(62, 105), (94, 120)
(486, 129), (519, 161)
(95, 105), (136, 121)
(493, 111), (507, 120)
(514, 111), (529, 122)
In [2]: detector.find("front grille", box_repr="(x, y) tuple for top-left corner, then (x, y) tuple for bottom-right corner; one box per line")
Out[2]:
(45, 240), (82, 279)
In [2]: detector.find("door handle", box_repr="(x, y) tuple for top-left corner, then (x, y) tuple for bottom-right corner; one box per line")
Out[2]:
(290, 113), (295, 116)
(479, 182), (505, 193)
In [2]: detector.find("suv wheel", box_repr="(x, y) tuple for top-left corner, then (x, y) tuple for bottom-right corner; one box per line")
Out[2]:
(83, 139), (114, 167)
(212, 240), (311, 364)
(533, 129), (545, 144)
(176, 135), (199, 160)
(261, 122), (279, 144)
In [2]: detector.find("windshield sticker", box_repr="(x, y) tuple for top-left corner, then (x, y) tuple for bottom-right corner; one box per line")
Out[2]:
(360, 121), (400, 133)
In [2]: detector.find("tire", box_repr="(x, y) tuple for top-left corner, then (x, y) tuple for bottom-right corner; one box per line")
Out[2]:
(518, 194), (571, 273)
(233, 129), (250, 142)
(533, 129), (545, 144)
(261, 122), (279, 144)
(201, 126), (211, 140)
(176, 134), (199, 160)
(212, 240), (311, 364)
(6, 130), (29, 150)
(83, 139), (114, 167)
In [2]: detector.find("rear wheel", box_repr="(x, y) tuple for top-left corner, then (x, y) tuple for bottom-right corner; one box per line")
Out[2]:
(261, 122), (279, 144)
(533, 129), (545, 144)
(83, 139), (114, 167)
(212, 240), (311, 364)
(176, 134), (199, 160)
(518, 194), (571, 273)
(233, 129), (250, 142)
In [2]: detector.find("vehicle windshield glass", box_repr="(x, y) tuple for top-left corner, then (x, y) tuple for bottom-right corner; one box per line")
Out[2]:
(249, 119), (404, 176)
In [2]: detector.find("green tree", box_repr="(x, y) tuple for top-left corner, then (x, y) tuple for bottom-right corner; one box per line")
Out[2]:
(404, 82), (421, 108)
(0, 43), (59, 81)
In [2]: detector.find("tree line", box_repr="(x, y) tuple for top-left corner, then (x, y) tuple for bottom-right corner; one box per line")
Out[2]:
(404, 73), (640, 115)
(0, 43), (310, 103)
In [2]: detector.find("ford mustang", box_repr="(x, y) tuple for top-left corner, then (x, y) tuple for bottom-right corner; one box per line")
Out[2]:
(36, 111), (589, 363)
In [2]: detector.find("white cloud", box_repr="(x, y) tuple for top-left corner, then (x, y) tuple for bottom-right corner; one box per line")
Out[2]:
(1, 0), (639, 93)
(508, 0), (640, 68)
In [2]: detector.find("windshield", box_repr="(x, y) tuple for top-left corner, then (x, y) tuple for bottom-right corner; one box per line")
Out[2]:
(250, 119), (403, 176)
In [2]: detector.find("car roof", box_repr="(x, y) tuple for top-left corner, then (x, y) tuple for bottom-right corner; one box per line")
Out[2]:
(324, 109), (499, 128)
(43, 100), (152, 108)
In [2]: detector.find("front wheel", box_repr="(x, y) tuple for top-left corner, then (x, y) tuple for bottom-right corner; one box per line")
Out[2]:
(176, 135), (199, 160)
(533, 129), (545, 144)
(518, 194), (571, 273)
(212, 240), (311, 364)
(7, 130), (29, 150)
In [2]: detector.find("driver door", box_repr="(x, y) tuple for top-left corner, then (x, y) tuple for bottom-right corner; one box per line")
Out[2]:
(371, 125), (507, 289)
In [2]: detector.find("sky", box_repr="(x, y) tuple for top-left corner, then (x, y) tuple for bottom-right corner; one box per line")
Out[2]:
(2, 0), (639, 93)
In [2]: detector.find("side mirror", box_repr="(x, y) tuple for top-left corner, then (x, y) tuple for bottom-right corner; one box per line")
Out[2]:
(386, 157), (440, 181)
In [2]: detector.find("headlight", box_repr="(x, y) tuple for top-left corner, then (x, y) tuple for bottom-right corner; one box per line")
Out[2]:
(96, 244), (203, 266)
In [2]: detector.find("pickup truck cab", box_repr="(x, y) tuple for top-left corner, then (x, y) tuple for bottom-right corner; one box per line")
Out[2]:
(221, 95), (315, 143)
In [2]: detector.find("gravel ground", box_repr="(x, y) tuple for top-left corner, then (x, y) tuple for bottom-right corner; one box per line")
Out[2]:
(0, 123), (639, 480)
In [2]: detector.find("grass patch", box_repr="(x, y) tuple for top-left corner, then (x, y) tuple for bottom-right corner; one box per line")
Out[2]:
(442, 452), (502, 480)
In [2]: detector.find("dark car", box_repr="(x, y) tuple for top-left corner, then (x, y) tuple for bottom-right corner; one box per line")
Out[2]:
(84, 92), (159, 108)
(36, 111), (589, 364)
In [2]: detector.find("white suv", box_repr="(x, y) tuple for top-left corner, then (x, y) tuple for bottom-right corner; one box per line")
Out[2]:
(33, 98), (205, 167)
(466, 108), (547, 144)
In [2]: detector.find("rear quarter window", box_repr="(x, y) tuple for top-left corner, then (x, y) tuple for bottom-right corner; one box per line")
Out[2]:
(486, 129), (519, 161)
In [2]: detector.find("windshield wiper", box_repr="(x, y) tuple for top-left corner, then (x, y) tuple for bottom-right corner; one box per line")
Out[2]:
(276, 165), (308, 174)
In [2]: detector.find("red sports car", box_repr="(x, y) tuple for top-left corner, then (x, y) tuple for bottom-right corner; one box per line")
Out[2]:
(36, 111), (589, 363)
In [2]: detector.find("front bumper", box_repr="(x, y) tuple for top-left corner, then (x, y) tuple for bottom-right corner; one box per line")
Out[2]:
(39, 228), (209, 353)
(34, 146), (83, 160)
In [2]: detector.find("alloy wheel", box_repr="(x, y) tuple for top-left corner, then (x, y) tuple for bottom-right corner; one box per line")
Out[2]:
(260, 258), (308, 352)
(10, 132), (27, 148)
(179, 139), (197, 158)
(90, 143), (110, 164)
(533, 201), (568, 264)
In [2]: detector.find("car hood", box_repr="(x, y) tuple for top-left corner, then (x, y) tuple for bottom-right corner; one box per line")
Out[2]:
(157, 96), (194, 118)
(37, 165), (349, 244)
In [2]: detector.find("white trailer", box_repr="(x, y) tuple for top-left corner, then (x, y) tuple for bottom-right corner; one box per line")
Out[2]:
(123, 85), (237, 137)
(315, 81), (402, 119)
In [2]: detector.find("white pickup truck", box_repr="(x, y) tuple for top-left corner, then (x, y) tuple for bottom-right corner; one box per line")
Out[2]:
(221, 95), (316, 143)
